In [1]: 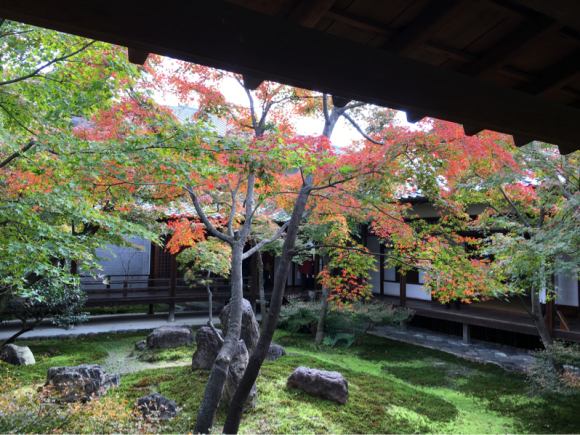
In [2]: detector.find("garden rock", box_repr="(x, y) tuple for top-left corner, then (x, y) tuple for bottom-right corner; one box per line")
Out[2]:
(287, 366), (348, 404)
(0, 344), (35, 366)
(44, 364), (120, 402)
(135, 340), (146, 351)
(220, 339), (258, 411)
(137, 393), (179, 420)
(146, 325), (195, 349)
(191, 326), (223, 370)
(265, 344), (286, 361)
(220, 298), (259, 354)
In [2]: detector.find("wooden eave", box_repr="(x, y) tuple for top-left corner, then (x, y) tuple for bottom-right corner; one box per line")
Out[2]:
(2, 0), (580, 152)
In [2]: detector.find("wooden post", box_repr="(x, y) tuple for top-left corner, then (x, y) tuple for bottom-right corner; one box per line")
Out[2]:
(147, 304), (154, 315)
(379, 244), (385, 296)
(169, 254), (177, 322)
(123, 280), (128, 298)
(399, 272), (407, 308)
(463, 323), (472, 344)
(546, 275), (555, 334)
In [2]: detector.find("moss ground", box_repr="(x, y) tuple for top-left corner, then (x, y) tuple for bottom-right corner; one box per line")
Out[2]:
(2, 329), (579, 433)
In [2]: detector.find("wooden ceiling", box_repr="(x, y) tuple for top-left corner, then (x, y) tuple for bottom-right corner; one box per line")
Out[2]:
(1, 0), (580, 152)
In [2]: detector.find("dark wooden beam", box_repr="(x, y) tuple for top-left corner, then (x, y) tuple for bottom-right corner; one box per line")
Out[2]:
(463, 124), (485, 136)
(405, 111), (426, 124)
(460, 15), (560, 77)
(331, 95), (351, 108)
(324, 7), (396, 37)
(511, 0), (580, 33)
(127, 47), (149, 65)
(2, 0), (580, 152)
(512, 135), (535, 146)
(517, 48), (580, 96)
(287, 0), (336, 28)
(384, 0), (466, 56)
(243, 74), (264, 90)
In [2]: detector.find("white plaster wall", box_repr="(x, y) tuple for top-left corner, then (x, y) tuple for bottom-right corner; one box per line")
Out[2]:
(555, 273), (579, 307)
(87, 236), (151, 289)
(407, 283), (431, 301)
(385, 281), (400, 296)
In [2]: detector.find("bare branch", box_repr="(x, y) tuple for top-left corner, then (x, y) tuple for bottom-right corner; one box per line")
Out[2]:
(0, 139), (37, 168)
(185, 185), (232, 244)
(242, 220), (290, 259)
(341, 112), (386, 146)
(499, 186), (530, 227)
(0, 41), (96, 87)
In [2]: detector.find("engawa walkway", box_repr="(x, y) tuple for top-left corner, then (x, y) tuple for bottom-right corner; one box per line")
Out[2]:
(371, 324), (535, 372)
(0, 311), (225, 341)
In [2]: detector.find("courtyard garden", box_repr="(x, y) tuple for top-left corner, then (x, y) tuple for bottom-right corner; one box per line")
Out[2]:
(1, 328), (579, 434)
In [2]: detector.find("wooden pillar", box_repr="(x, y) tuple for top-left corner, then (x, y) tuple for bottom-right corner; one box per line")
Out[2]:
(463, 323), (472, 344)
(546, 298), (555, 335)
(399, 272), (407, 308)
(147, 304), (154, 315)
(169, 254), (177, 322)
(251, 252), (259, 295)
(379, 244), (385, 296)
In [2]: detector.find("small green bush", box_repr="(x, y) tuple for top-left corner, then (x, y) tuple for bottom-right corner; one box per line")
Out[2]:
(526, 340), (580, 396)
(279, 297), (414, 345)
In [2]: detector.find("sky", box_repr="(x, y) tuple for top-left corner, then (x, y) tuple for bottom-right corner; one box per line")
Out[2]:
(156, 73), (416, 148)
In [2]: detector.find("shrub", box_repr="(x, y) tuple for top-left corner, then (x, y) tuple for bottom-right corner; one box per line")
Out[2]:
(278, 296), (322, 336)
(332, 301), (414, 345)
(279, 297), (414, 345)
(526, 341), (580, 396)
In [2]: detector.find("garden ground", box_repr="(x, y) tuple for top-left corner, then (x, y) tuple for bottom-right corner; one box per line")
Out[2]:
(1, 329), (579, 434)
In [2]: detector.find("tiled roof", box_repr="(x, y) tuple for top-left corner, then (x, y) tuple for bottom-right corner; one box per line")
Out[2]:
(167, 106), (227, 137)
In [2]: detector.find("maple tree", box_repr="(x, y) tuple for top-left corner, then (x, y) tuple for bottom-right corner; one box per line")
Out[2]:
(0, 20), (213, 322)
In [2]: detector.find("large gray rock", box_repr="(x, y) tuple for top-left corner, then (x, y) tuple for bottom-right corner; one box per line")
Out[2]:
(220, 339), (258, 411)
(137, 393), (179, 420)
(0, 344), (35, 366)
(147, 326), (195, 349)
(44, 364), (120, 402)
(220, 298), (259, 354)
(287, 366), (348, 404)
(265, 344), (286, 361)
(191, 327), (223, 371)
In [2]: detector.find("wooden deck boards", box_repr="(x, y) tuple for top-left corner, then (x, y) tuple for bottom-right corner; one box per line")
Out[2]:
(374, 295), (580, 343)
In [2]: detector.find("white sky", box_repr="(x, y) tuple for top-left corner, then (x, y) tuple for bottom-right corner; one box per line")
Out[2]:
(156, 74), (415, 148)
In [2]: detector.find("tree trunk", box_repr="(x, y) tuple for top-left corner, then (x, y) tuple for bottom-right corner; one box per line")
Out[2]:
(1, 318), (42, 347)
(206, 270), (213, 325)
(222, 175), (313, 434)
(314, 254), (330, 345)
(257, 250), (267, 329)
(529, 285), (564, 373)
(193, 243), (245, 434)
(0, 291), (12, 316)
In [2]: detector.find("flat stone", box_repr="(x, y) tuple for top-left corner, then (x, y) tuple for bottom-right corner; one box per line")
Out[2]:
(137, 393), (179, 420)
(135, 340), (146, 351)
(287, 366), (348, 405)
(147, 326), (195, 349)
(44, 364), (120, 402)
